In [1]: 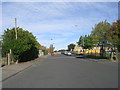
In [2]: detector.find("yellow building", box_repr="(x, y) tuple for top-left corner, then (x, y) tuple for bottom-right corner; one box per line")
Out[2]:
(73, 45), (83, 52)
(73, 45), (83, 54)
(73, 45), (100, 54)
(85, 47), (100, 54)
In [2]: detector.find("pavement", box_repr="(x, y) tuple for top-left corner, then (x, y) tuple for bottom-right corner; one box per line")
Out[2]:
(1, 55), (49, 81)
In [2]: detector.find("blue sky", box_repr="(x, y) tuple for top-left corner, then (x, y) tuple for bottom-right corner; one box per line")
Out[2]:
(1, 1), (118, 50)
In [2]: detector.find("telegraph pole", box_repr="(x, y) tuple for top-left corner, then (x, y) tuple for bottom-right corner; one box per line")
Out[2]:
(83, 37), (84, 47)
(15, 18), (17, 40)
(82, 36), (85, 53)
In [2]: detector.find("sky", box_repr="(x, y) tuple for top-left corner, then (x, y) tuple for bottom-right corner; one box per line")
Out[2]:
(1, 1), (118, 50)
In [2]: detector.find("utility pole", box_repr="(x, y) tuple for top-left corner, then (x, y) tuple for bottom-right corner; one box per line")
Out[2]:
(15, 18), (17, 40)
(82, 36), (85, 54)
(83, 37), (84, 47)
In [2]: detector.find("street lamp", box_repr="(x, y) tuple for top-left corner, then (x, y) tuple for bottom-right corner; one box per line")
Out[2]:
(50, 39), (54, 53)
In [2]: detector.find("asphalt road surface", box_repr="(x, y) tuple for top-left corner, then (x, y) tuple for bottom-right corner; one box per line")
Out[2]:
(3, 54), (118, 88)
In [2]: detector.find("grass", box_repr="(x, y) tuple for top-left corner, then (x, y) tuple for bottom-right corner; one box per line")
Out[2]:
(84, 52), (120, 62)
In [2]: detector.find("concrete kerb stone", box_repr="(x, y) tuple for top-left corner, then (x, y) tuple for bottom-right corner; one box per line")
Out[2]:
(2, 55), (49, 81)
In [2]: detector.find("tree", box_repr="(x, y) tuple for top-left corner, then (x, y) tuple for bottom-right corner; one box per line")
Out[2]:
(91, 21), (111, 56)
(2, 27), (40, 62)
(107, 20), (120, 52)
(40, 45), (49, 55)
(68, 43), (75, 51)
(0, 35), (3, 47)
(77, 35), (94, 49)
(77, 36), (83, 46)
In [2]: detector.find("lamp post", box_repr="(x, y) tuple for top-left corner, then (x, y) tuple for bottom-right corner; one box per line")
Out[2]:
(50, 39), (53, 53)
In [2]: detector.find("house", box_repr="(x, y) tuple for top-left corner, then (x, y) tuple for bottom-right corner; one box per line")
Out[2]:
(85, 47), (100, 54)
(73, 45), (100, 54)
(73, 45), (83, 54)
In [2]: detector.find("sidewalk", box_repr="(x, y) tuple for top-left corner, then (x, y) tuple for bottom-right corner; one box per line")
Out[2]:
(1, 55), (49, 81)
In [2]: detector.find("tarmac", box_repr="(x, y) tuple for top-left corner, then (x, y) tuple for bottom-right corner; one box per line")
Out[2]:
(0, 54), (115, 82)
(1, 55), (49, 82)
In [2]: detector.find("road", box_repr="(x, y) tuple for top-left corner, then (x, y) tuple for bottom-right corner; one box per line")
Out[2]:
(3, 54), (118, 88)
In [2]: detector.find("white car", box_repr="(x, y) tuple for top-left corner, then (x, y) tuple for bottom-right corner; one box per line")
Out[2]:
(67, 52), (72, 56)
(64, 51), (68, 55)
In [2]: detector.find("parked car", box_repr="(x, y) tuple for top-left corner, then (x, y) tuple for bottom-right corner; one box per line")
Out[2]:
(51, 52), (55, 56)
(64, 51), (68, 55)
(67, 52), (72, 56)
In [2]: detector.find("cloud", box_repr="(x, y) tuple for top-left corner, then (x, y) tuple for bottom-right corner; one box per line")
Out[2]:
(2, 0), (120, 2)
(2, 2), (118, 50)
(37, 37), (68, 49)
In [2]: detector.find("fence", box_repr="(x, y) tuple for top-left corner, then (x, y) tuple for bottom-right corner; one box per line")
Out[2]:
(1, 49), (15, 67)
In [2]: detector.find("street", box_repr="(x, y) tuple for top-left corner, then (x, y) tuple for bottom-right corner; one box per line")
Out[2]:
(3, 54), (118, 88)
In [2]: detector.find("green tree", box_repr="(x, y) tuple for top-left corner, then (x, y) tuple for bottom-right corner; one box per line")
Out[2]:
(91, 21), (111, 56)
(68, 43), (75, 51)
(0, 35), (3, 47)
(77, 35), (94, 49)
(2, 27), (40, 62)
(77, 36), (83, 46)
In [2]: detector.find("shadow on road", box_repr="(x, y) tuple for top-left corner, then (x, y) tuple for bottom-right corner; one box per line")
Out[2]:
(75, 54), (108, 59)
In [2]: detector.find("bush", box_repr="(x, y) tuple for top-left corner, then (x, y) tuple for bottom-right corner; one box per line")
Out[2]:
(42, 50), (48, 55)
(2, 27), (40, 62)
